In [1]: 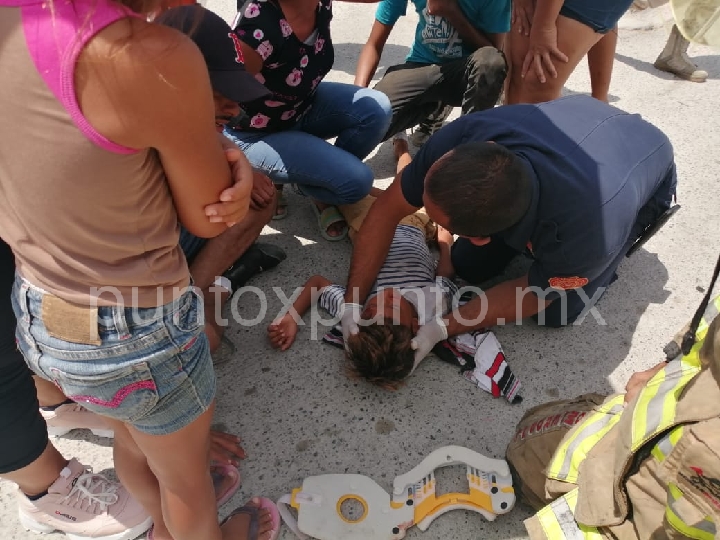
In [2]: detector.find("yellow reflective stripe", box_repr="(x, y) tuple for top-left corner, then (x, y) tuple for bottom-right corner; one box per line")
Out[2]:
(536, 489), (603, 540)
(651, 425), (684, 462)
(666, 484), (716, 540)
(696, 294), (720, 339)
(631, 353), (701, 451)
(546, 396), (625, 483)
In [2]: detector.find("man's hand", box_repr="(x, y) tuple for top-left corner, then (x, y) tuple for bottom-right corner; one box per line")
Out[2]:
(411, 317), (448, 367)
(340, 303), (363, 344)
(512, 0), (535, 37)
(624, 361), (668, 404)
(436, 225), (454, 247)
(521, 23), (568, 83)
(250, 170), (276, 211)
(204, 135), (253, 228)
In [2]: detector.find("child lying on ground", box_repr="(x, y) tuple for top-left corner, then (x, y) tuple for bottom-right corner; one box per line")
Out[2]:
(267, 196), (522, 401)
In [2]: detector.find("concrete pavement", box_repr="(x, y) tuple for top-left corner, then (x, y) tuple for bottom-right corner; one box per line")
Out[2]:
(1, 3), (719, 539)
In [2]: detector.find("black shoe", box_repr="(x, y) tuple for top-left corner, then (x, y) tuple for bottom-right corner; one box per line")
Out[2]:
(626, 204), (681, 258)
(223, 243), (287, 291)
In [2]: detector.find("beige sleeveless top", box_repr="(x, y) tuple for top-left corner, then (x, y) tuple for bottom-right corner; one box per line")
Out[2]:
(0, 5), (189, 307)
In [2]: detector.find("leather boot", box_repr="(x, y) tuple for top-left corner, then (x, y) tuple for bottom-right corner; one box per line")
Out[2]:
(654, 24), (708, 82)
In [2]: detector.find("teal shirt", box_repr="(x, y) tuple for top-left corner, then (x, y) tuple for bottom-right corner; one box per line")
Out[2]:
(375, 0), (510, 64)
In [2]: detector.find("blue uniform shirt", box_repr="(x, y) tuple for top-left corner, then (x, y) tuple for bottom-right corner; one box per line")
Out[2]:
(375, 0), (511, 65)
(401, 95), (677, 294)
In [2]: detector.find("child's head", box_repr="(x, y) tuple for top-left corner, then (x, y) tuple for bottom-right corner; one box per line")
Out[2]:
(345, 288), (420, 390)
(156, 5), (270, 131)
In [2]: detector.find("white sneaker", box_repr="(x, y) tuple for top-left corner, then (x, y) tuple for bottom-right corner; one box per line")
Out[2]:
(41, 403), (114, 438)
(17, 459), (152, 540)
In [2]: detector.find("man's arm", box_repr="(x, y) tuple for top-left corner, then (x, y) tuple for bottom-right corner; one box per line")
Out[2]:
(435, 226), (455, 279)
(445, 274), (551, 336)
(426, 0), (503, 49)
(355, 19), (394, 87)
(345, 175), (419, 305)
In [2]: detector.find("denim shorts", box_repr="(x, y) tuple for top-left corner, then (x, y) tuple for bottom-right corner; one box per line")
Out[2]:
(560, 0), (634, 33)
(12, 275), (216, 436)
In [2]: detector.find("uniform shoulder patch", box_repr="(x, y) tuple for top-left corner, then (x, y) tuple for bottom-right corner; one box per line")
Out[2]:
(549, 276), (589, 290)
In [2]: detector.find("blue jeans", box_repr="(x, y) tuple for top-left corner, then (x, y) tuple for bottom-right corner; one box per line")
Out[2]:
(225, 82), (392, 206)
(12, 276), (216, 435)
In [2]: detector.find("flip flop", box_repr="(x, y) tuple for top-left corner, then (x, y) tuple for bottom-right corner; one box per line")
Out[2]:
(145, 466), (242, 539)
(211, 463), (242, 508)
(272, 189), (288, 221)
(221, 497), (281, 540)
(311, 203), (348, 242)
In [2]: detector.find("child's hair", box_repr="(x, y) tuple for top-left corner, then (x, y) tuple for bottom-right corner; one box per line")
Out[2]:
(345, 320), (415, 390)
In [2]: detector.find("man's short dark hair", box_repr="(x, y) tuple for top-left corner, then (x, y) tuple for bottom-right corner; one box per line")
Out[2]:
(425, 142), (533, 237)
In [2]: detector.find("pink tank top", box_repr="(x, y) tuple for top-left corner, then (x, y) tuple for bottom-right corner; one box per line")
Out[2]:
(5, 0), (137, 152)
(0, 0), (189, 306)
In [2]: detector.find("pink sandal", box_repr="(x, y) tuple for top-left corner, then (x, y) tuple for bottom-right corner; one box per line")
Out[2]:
(145, 464), (242, 540)
(211, 463), (242, 508)
(221, 497), (281, 540)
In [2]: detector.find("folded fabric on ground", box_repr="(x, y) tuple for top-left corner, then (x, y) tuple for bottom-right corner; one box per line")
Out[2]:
(322, 326), (522, 404)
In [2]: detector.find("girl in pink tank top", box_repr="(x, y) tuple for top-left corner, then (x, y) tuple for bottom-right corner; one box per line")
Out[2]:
(0, 1), (279, 539)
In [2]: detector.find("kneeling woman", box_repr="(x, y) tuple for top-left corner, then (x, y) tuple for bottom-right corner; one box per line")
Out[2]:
(227, 0), (392, 241)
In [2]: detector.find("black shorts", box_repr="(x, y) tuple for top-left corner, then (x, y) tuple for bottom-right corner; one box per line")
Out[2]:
(560, 0), (634, 33)
(0, 239), (48, 474)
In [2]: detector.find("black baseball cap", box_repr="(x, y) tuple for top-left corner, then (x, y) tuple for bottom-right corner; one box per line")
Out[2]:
(157, 5), (271, 104)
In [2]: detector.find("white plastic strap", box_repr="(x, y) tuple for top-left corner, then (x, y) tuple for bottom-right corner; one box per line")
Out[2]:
(213, 276), (233, 293)
(277, 494), (309, 540)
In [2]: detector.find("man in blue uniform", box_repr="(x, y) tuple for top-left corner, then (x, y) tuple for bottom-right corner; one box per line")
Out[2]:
(339, 95), (678, 362)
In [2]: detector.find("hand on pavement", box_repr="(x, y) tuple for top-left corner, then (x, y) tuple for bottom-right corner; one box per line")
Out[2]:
(209, 430), (246, 466)
(268, 313), (299, 351)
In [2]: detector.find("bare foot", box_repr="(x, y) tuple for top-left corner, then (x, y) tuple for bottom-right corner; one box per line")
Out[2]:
(274, 185), (287, 218)
(221, 499), (276, 540)
(393, 137), (409, 161)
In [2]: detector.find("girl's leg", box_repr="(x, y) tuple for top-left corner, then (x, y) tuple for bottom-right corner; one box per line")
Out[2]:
(297, 82), (392, 160)
(587, 27), (618, 102)
(106, 419), (172, 539)
(121, 405), (218, 540)
(506, 15), (605, 104)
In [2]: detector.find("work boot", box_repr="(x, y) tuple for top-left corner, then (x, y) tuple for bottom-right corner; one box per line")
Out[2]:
(409, 105), (453, 148)
(654, 24), (708, 82)
(223, 242), (287, 291)
(17, 459), (152, 540)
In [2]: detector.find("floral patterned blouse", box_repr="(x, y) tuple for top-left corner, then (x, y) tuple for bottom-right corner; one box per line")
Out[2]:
(233, 0), (334, 132)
